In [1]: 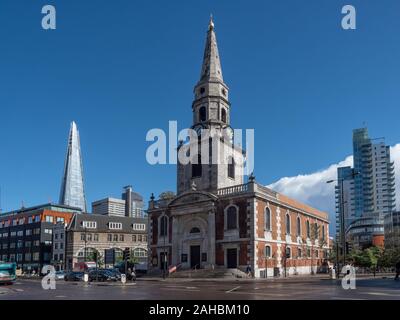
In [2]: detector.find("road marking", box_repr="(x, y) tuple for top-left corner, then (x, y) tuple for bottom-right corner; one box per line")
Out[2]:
(56, 295), (67, 298)
(14, 289), (24, 292)
(226, 286), (241, 293)
(365, 292), (391, 296)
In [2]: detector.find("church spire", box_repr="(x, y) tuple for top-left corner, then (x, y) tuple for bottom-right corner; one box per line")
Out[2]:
(199, 15), (223, 83)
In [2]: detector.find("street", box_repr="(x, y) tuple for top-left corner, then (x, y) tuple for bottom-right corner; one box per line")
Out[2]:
(0, 276), (399, 300)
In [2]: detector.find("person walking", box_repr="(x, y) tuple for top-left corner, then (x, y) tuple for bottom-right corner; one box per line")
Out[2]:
(246, 264), (252, 278)
(395, 260), (400, 281)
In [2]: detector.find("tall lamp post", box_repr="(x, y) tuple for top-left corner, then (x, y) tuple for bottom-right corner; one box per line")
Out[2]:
(327, 169), (359, 272)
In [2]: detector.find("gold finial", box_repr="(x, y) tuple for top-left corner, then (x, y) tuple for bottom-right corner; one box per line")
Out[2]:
(209, 14), (214, 30)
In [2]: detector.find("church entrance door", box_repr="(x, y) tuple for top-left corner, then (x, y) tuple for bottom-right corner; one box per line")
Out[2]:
(227, 249), (238, 268)
(190, 245), (201, 269)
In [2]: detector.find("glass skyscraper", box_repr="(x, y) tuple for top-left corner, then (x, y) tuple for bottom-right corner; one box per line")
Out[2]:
(336, 127), (396, 247)
(59, 121), (87, 212)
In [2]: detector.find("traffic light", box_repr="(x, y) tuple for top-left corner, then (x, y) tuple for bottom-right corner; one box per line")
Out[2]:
(123, 248), (131, 261)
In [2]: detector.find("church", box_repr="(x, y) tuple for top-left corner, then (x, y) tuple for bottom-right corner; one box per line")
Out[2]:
(147, 18), (330, 278)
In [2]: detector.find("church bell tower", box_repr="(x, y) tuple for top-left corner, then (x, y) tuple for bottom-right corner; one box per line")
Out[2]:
(177, 17), (245, 194)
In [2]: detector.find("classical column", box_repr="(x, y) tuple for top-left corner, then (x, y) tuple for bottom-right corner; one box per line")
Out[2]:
(172, 216), (179, 265)
(208, 210), (216, 266)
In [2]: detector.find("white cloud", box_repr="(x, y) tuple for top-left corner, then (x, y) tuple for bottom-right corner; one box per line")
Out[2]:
(268, 144), (400, 234)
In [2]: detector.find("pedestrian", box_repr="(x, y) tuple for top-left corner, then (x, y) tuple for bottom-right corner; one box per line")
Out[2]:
(395, 261), (400, 281)
(246, 264), (252, 278)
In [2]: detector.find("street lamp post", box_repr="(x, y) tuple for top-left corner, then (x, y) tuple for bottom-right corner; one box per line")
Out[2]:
(327, 169), (359, 274)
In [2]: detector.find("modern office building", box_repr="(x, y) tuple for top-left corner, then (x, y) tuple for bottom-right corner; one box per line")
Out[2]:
(59, 121), (87, 212)
(92, 198), (126, 217)
(336, 128), (396, 248)
(65, 213), (148, 271)
(384, 211), (400, 249)
(0, 204), (79, 273)
(52, 222), (67, 271)
(92, 186), (145, 218)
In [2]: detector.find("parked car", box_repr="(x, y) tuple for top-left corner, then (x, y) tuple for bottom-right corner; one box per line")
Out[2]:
(106, 269), (122, 280)
(64, 271), (84, 282)
(55, 271), (66, 280)
(88, 270), (117, 282)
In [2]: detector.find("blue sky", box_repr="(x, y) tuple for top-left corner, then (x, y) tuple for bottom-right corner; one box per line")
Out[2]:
(1, 1), (399, 231)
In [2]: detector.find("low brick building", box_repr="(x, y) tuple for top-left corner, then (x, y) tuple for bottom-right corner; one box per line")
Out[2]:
(65, 213), (148, 271)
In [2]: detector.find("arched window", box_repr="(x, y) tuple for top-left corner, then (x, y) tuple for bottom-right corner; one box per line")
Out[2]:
(133, 248), (147, 258)
(285, 247), (291, 259)
(228, 157), (235, 179)
(227, 206), (238, 230)
(286, 214), (291, 235)
(192, 154), (202, 178)
(160, 216), (168, 237)
(221, 108), (227, 123)
(190, 227), (200, 234)
(313, 222), (318, 239)
(297, 248), (302, 259)
(265, 245), (271, 258)
(265, 207), (271, 231)
(306, 220), (310, 238)
(296, 216), (301, 236)
(199, 106), (206, 122)
(322, 225), (325, 241)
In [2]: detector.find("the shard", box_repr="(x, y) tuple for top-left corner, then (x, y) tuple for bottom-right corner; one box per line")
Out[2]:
(59, 121), (87, 212)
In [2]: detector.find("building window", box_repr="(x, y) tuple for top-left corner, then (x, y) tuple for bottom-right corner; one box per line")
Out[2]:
(82, 221), (97, 229)
(28, 217), (33, 224)
(35, 216), (40, 222)
(132, 235), (137, 242)
(265, 207), (271, 231)
(306, 221), (310, 238)
(33, 252), (39, 261)
(45, 216), (54, 223)
(160, 216), (168, 237)
(132, 223), (146, 231)
(285, 247), (291, 259)
(143, 235), (147, 242)
(315, 250), (319, 258)
(113, 234), (118, 242)
(199, 106), (206, 122)
(228, 157), (235, 179)
(221, 108), (227, 123)
(297, 217), (301, 236)
(192, 154), (202, 178)
(107, 234), (112, 242)
(44, 229), (53, 234)
(226, 206), (238, 230)
(81, 233), (86, 241)
(190, 227), (201, 234)
(133, 248), (147, 258)
(56, 217), (65, 223)
(322, 225), (325, 241)
(119, 235), (124, 242)
(109, 222), (122, 230)
(286, 214), (291, 235)
(297, 248), (302, 258)
(94, 234), (99, 242)
(265, 245), (271, 258)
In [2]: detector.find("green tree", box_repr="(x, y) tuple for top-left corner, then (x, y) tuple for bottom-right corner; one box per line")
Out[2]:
(159, 191), (176, 200)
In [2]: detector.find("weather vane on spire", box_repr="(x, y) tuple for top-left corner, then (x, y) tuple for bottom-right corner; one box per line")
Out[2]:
(209, 13), (214, 30)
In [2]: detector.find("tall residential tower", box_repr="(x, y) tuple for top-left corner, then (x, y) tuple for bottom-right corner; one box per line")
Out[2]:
(336, 128), (396, 248)
(59, 121), (87, 212)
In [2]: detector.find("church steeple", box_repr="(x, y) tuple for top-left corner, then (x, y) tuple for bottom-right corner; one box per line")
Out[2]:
(192, 16), (230, 128)
(199, 15), (224, 83)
